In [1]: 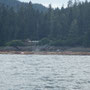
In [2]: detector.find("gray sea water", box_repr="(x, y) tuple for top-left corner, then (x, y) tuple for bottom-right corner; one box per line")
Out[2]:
(0, 54), (90, 90)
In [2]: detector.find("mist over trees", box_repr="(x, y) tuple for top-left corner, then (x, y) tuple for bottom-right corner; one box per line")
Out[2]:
(0, 0), (90, 47)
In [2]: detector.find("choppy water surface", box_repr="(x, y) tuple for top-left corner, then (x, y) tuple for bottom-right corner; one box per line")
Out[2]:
(0, 54), (90, 90)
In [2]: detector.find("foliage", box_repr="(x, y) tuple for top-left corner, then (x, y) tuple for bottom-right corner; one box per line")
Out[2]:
(39, 38), (50, 45)
(50, 40), (66, 46)
(0, 0), (90, 47)
(6, 40), (24, 47)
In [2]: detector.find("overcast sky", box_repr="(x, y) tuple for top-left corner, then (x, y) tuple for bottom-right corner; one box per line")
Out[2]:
(19, 0), (86, 8)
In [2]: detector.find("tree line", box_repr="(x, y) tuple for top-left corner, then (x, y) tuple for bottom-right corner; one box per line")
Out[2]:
(0, 0), (90, 47)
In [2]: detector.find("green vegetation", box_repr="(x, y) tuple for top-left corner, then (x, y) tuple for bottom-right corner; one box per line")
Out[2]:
(39, 38), (50, 45)
(0, 0), (90, 47)
(6, 40), (24, 47)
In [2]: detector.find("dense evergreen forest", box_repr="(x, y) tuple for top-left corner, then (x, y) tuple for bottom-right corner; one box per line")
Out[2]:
(0, 0), (90, 47)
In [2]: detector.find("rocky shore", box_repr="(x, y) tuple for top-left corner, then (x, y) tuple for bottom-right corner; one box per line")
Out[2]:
(0, 51), (90, 55)
(0, 46), (90, 55)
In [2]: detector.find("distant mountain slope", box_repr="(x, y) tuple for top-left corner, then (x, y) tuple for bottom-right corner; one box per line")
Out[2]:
(0, 0), (47, 11)
(33, 4), (47, 12)
(0, 0), (22, 8)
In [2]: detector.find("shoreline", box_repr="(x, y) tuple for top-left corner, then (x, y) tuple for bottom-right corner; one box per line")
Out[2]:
(0, 51), (90, 55)
(1, 46), (90, 55)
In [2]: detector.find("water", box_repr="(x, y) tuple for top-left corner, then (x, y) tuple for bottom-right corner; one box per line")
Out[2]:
(0, 54), (90, 90)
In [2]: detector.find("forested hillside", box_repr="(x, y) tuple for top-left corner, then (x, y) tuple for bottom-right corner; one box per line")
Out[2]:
(0, 0), (90, 47)
(0, 0), (47, 11)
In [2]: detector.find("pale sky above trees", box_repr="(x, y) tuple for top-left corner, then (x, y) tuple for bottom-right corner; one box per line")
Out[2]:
(19, 0), (87, 8)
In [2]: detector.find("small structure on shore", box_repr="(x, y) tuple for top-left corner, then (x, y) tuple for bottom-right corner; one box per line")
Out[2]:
(24, 39), (39, 46)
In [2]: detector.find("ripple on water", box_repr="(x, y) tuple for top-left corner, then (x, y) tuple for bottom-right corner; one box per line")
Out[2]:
(0, 55), (90, 90)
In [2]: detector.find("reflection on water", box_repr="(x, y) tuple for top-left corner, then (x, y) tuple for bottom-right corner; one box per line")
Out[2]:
(0, 54), (90, 90)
